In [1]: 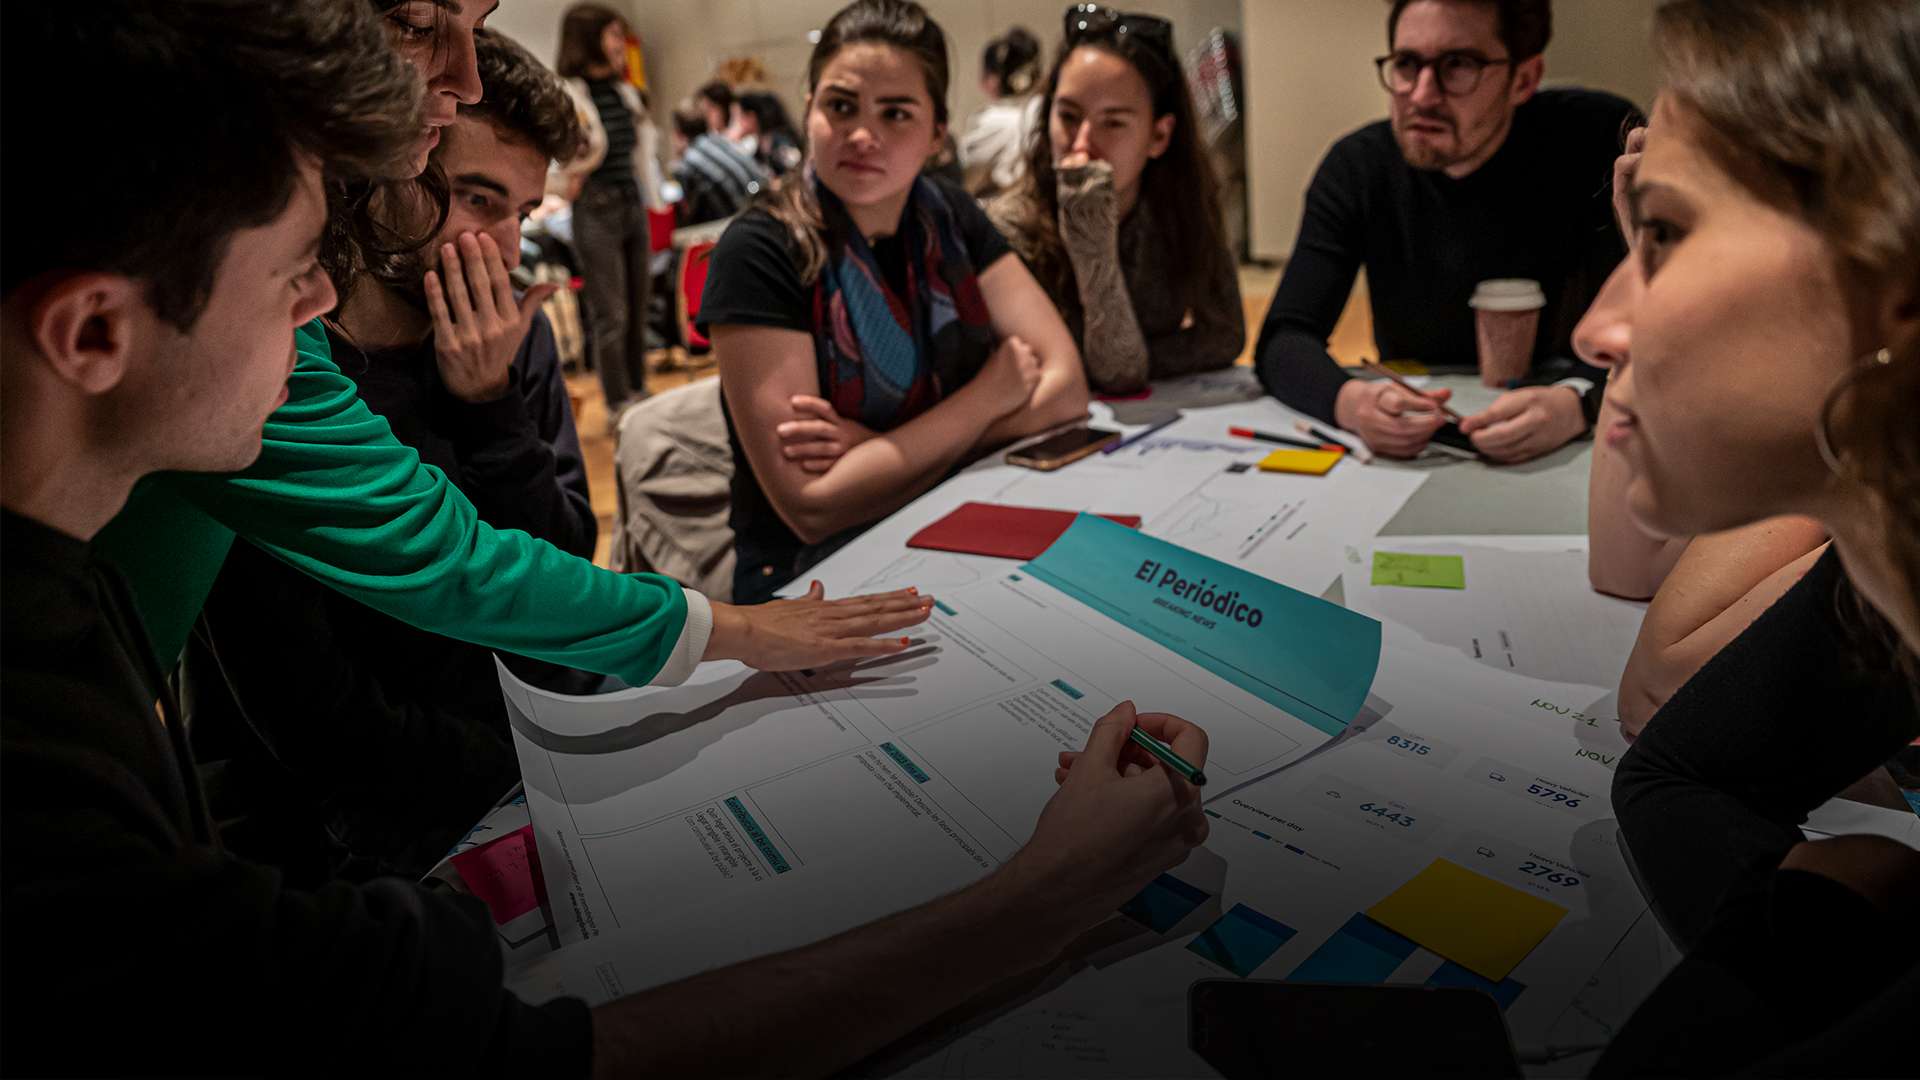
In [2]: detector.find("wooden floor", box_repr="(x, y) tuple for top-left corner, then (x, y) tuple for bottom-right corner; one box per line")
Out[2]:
(570, 269), (1374, 569)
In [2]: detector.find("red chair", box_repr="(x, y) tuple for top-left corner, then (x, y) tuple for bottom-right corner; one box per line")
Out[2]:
(647, 207), (676, 254)
(677, 239), (716, 353)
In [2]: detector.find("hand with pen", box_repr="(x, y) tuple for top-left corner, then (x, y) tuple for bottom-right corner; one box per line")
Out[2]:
(992, 701), (1210, 927)
(1334, 376), (1457, 458)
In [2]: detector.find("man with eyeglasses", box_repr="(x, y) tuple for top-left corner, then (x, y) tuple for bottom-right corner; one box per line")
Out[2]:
(1254, 0), (1638, 463)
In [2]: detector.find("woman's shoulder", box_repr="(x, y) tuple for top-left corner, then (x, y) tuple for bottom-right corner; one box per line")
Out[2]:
(983, 188), (1045, 261)
(712, 206), (796, 268)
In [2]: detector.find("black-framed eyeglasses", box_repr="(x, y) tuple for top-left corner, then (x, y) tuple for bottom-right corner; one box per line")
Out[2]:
(1064, 4), (1175, 61)
(1374, 50), (1512, 96)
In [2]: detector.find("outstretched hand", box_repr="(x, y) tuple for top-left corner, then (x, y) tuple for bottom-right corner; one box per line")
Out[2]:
(703, 581), (935, 671)
(1002, 702), (1210, 930)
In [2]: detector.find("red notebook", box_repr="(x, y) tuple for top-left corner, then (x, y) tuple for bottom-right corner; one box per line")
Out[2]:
(907, 502), (1141, 561)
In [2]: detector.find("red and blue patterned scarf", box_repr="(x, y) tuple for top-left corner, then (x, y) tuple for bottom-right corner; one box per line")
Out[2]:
(810, 170), (996, 429)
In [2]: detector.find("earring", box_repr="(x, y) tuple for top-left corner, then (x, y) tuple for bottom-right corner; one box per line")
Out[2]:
(1816, 347), (1894, 476)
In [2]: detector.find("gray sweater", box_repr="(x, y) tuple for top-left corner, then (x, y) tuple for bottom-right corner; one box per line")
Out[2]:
(993, 160), (1244, 394)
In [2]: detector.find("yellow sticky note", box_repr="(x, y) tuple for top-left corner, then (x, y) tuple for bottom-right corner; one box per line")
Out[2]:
(1364, 858), (1567, 982)
(1258, 448), (1343, 475)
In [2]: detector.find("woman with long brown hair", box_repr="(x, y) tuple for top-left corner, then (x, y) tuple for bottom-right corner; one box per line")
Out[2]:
(990, 5), (1243, 397)
(1573, 0), (1918, 1070)
(701, 0), (1088, 604)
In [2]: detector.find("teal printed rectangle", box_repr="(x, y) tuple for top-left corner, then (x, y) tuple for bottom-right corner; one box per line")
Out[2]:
(1049, 678), (1085, 700)
(1187, 904), (1297, 977)
(723, 796), (791, 873)
(878, 743), (930, 783)
(934, 600), (957, 616)
(1022, 515), (1380, 735)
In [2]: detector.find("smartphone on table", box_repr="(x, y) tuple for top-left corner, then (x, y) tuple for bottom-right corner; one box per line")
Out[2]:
(1187, 979), (1522, 1078)
(1006, 426), (1121, 471)
(1426, 421), (1486, 461)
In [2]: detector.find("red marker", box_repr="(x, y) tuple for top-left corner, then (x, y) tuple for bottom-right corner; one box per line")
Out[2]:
(1229, 426), (1343, 452)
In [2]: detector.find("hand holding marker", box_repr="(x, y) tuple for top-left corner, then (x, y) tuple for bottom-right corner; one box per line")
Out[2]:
(1131, 725), (1207, 786)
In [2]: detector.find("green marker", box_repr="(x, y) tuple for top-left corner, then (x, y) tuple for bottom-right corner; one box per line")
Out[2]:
(1130, 726), (1207, 787)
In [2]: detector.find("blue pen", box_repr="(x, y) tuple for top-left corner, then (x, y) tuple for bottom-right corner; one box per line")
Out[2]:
(1103, 415), (1180, 453)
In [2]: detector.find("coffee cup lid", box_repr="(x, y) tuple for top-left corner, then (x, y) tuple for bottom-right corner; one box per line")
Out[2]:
(1470, 278), (1546, 311)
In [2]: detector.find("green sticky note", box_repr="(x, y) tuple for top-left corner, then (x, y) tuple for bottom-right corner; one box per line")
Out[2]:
(1372, 552), (1466, 589)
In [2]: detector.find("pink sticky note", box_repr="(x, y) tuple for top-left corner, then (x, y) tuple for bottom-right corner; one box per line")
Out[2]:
(450, 825), (547, 924)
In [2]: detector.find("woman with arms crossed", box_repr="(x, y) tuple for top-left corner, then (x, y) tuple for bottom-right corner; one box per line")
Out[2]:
(704, 0), (1089, 604)
(1571, 0), (1919, 1070)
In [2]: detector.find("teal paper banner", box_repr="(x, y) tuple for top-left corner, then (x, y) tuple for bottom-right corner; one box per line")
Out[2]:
(1021, 514), (1380, 735)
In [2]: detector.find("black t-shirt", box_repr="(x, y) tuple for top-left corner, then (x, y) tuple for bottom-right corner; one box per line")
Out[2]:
(1255, 88), (1638, 423)
(696, 180), (1012, 602)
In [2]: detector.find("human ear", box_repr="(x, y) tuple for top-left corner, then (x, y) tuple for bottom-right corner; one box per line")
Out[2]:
(1509, 55), (1544, 106)
(1147, 113), (1174, 159)
(28, 273), (146, 396)
(1881, 281), (1920, 357)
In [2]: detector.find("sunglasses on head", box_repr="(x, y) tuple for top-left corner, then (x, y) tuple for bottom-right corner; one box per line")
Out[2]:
(1063, 4), (1175, 59)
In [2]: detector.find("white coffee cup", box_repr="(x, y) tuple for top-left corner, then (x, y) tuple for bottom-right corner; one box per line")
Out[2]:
(1469, 279), (1547, 387)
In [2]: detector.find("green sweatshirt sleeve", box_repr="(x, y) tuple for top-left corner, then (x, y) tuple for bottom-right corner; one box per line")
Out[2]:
(96, 320), (689, 682)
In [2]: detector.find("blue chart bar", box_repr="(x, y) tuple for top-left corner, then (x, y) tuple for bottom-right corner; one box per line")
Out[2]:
(1187, 904), (1298, 977)
(1288, 913), (1417, 983)
(1427, 960), (1527, 1009)
(1118, 873), (1211, 933)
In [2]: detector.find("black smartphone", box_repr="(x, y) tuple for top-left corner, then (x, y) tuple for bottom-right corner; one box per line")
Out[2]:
(1187, 980), (1522, 1079)
(1427, 421), (1484, 460)
(1006, 426), (1122, 471)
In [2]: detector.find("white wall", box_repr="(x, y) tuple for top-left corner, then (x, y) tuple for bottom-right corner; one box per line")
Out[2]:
(485, 0), (587, 79)
(1243, 0), (1662, 261)
(486, 1), (1238, 158)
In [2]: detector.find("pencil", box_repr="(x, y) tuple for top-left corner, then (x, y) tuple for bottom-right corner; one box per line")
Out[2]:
(1130, 725), (1207, 786)
(1360, 360), (1464, 423)
(1103, 415), (1180, 453)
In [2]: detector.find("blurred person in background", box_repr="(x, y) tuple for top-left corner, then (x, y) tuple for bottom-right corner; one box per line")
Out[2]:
(961, 25), (1043, 198)
(670, 86), (769, 227)
(555, 2), (664, 425)
(736, 90), (805, 178)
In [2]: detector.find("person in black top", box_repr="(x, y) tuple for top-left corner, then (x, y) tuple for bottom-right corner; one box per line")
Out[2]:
(0, 2), (592, 1072)
(4, 10), (1218, 1072)
(183, 28), (599, 885)
(1255, 0), (1634, 463)
(1565, 1), (1919, 1072)
(557, 3), (657, 419)
(700, 0), (1089, 604)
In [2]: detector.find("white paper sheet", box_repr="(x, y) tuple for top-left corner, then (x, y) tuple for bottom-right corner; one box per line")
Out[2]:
(1342, 536), (1647, 709)
(790, 398), (1427, 602)
(502, 554), (1361, 999)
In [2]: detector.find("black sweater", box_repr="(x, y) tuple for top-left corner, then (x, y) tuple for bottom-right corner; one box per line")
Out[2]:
(0, 510), (591, 1075)
(1255, 88), (1637, 424)
(1602, 547), (1918, 1074)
